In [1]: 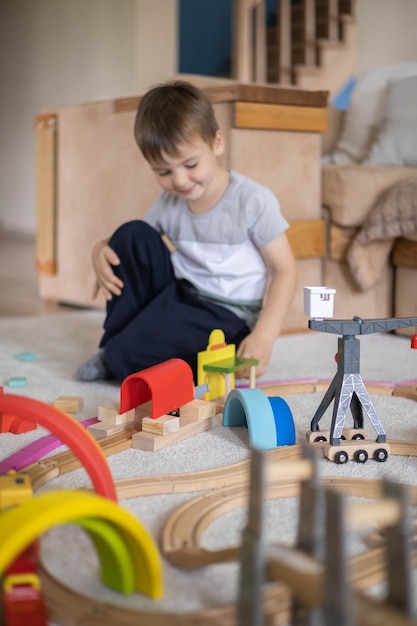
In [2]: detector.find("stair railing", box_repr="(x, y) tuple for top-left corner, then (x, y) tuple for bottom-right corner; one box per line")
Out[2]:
(232, 0), (356, 85)
(232, 0), (266, 83)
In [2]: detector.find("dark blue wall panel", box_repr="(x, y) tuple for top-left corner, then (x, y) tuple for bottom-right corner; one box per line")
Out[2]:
(179, 0), (233, 77)
(179, 0), (279, 77)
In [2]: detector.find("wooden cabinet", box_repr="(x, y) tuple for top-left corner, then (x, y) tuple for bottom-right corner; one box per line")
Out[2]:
(36, 82), (327, 331)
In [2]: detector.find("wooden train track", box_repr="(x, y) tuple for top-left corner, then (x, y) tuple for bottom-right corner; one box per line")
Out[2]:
(38, 539), (417, 626)
(21, 380), (417, 625)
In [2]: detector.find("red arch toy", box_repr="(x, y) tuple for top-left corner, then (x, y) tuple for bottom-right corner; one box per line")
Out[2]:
(0, 395), (117, 501)
(120, 358), (194, 418)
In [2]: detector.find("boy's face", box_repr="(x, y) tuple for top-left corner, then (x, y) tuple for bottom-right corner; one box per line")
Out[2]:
(147, 131), (225, 212)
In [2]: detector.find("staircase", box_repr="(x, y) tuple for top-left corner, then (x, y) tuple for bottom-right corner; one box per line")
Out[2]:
(234, 0), (357, 96)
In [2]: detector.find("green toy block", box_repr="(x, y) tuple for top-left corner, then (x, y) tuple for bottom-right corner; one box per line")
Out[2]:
(8, 377), (27, 388)
(14, 352), (38, 362)
(202, 356), (259, 373)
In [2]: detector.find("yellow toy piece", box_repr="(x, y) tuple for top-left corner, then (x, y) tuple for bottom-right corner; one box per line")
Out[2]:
(0, 490), (163, 599)
(3, 572), (41, 592)
(0, 472), (32, 512)
(197, 329), (235, 400)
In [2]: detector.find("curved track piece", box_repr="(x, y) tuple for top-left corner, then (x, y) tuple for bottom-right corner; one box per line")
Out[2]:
(267, 396), (296, 446)
(11, 380), (417, 625)
(0, 490), (163, 599)
(223, 388), (277, 449)
(0, 394), (116, 501)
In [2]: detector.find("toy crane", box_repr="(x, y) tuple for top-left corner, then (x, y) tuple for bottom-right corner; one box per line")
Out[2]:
(304, 287), (417, 464)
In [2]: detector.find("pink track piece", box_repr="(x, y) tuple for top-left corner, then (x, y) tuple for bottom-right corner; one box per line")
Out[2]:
(0, 418), (98, 473)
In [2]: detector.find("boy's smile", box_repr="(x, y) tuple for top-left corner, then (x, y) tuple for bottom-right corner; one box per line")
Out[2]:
(148, 131), (230, 214)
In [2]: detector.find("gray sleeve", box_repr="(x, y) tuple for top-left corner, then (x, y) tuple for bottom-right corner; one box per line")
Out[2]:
(248, 186), (289, 249)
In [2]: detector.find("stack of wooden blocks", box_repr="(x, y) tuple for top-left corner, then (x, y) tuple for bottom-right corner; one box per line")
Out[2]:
(87, 398), (217, 452)
(132, 399), (217, 452)
(87, 401), (150, 439)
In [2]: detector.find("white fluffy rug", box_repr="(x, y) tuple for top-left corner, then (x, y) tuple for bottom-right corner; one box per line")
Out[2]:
(1, 311), (417, 624)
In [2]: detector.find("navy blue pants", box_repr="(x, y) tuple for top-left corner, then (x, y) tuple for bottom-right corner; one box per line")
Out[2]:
(100, 221), (250, 382)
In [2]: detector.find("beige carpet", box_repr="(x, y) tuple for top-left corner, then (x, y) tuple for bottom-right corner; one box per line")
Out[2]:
(1, 311), (417, 623)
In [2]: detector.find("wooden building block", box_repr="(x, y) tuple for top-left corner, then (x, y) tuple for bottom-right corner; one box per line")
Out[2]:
(88, 407), (141, 439)
(54, 395), (84, 414)
(135, 401), (153, 418)
(142, 415), (180, 436)
(87, 417), (140, 440)
(97, 404), (135, 426)
(87, 423), (122, 439)
(179, 399), (217, 425)
(132, 417), (213, 452)
(97, 404), (118, 421)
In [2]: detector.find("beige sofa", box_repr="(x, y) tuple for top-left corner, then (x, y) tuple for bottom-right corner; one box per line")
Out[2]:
(321, 63), (417, 327)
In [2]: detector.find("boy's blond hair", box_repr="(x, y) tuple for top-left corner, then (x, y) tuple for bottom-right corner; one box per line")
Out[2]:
(134, 81), (219, 163)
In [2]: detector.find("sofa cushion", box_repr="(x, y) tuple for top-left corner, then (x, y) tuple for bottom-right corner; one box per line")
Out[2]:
(322, 164), (417, 227)
(364, 75), (417, 166)
(324, 63), (417, 165)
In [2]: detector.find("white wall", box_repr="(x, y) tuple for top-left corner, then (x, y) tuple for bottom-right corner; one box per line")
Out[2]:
(0, 0), (177, 237)
(357, 0), (417, 71)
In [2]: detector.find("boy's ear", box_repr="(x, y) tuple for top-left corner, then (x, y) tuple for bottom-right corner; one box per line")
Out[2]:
(213, 130), (225, 156)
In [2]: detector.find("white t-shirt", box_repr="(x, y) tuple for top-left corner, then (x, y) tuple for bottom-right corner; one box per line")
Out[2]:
(144, 170), (289, 328)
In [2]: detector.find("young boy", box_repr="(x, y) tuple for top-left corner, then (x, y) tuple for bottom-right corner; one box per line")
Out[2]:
(76, 80), (296, 383)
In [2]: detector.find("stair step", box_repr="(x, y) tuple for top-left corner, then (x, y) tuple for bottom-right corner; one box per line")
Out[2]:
(265, 0), (356, 91)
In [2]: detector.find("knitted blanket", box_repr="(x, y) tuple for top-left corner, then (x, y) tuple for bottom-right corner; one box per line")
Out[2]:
(347, 175), (417, 291)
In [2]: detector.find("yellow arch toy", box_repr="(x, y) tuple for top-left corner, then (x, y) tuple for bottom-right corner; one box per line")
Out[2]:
(0, 490), (163, 599)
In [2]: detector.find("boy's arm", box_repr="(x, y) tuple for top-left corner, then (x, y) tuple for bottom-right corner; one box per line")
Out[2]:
(236, 232), (297, 377)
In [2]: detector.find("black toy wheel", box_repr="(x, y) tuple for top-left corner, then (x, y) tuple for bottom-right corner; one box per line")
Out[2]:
(354, 449), (368, 464)
(314, 435), (327, 442)
(334, 450), (349, 464)
(374, 448), (388, 462)
(351, 433), (365, 440)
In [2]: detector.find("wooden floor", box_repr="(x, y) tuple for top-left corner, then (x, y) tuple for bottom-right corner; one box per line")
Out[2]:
(0, 235), (75, 317)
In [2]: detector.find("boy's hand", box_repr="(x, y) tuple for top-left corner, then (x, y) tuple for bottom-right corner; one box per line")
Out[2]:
(236, 331), (272, 379)
(92, 240), (124, 300)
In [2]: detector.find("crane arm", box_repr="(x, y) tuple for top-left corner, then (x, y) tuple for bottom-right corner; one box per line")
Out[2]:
(309, 317), (417, 336)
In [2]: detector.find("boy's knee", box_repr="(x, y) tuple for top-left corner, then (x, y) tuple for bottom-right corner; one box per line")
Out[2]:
(110, 220), (157, 248)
